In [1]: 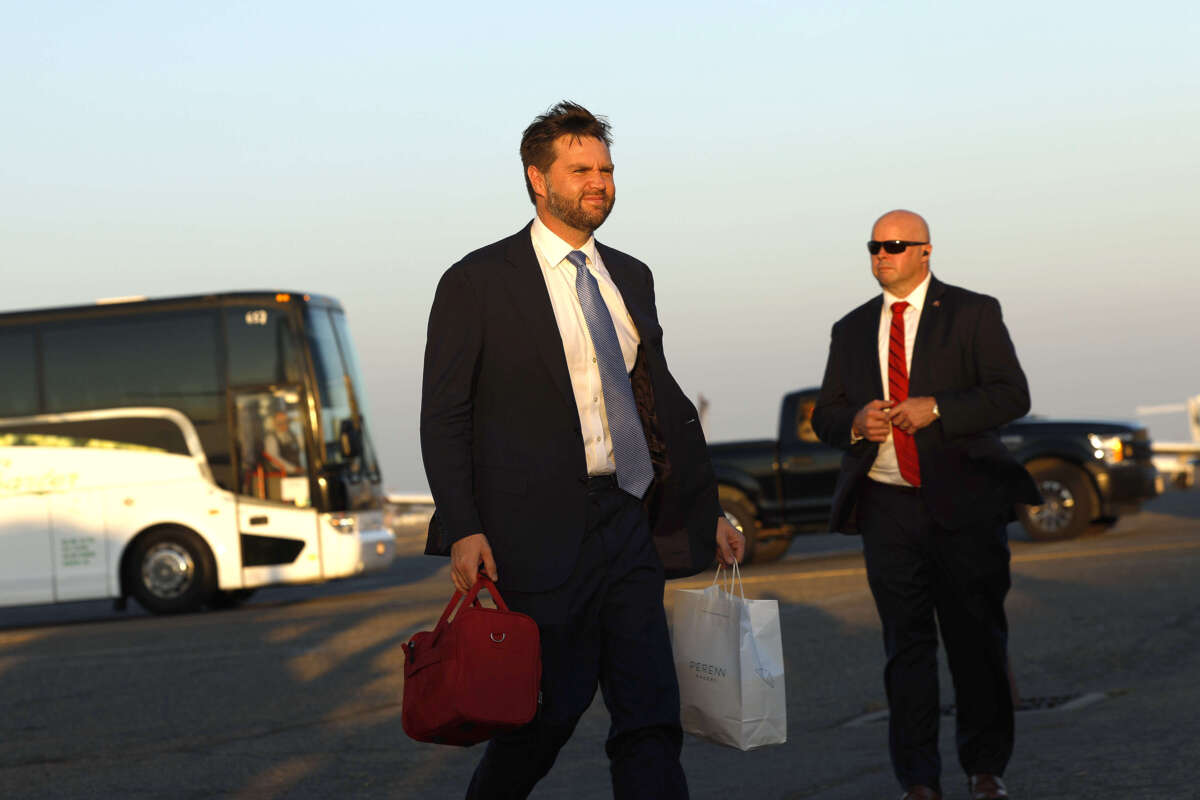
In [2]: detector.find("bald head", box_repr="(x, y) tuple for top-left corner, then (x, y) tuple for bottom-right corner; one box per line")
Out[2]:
(872, 209), (930, 242)
(869, 209), (932, 298)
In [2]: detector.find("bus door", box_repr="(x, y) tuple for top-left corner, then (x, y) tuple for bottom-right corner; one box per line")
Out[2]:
(232, 390), (322, 587)
(0, 489), (53, 605)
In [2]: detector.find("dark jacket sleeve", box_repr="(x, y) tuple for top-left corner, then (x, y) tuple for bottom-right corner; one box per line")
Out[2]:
(812, 320), (858, 450)
(935, 295), (1032, 438)
(419, 266), (483, 544)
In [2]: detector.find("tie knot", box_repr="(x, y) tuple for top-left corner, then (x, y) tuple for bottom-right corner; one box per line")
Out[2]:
(565, 250), (588, 269)
(891, 301), (909, 315)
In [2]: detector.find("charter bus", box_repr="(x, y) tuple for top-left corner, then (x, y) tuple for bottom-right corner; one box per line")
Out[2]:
(0, 291), (395, 614)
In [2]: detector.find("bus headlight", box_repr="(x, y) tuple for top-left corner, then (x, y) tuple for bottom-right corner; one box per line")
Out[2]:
(330, 513), (358, 535)
(1088, 434), (1125, 464)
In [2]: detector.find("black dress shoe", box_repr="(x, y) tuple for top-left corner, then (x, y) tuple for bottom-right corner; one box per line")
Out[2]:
(900, 786), (942, 800)
(968, 774), (1008, 799)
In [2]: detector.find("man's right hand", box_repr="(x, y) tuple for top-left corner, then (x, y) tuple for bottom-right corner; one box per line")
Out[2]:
(449, 533), (498, 593)
(853, 399), (894, 443)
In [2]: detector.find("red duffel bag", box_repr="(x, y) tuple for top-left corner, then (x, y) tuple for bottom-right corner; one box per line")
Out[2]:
(401, 576), (541, 746)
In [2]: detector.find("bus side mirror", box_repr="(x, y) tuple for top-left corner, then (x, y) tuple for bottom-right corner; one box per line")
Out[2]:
(339, 419), (363, 459)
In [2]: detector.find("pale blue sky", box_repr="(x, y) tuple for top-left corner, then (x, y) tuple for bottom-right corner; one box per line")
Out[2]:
(3, 1), (1197, 490)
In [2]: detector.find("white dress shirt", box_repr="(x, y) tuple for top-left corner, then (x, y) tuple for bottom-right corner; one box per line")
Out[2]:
(868, 272), (932, 486)
(530, 217), (641, 476)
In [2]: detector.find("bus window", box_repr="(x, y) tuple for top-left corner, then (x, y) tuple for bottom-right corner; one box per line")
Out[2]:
(0, 330), (37, 416)
(41, 311), (221, 421)
(305, 309), (357, 471)
(0, 416), (189, 454)
(305, 307), (380, 479)
(329, 312), (371, 419)
(329, 311), (381, 479)
(235, 391), (311, 507)
(225, 306), (303, 387)
(40, 311), (231, 488)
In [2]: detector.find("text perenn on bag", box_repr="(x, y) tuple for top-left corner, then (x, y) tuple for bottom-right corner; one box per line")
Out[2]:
(688, 660), (728, 681)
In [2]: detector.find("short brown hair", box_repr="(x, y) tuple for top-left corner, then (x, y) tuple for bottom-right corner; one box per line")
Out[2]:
(520, 101), (612, 204)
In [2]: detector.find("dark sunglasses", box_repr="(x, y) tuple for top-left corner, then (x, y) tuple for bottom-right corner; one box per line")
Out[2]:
(867, 240), (928, 255)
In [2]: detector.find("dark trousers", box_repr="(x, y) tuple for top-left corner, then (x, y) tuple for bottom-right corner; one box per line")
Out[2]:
(858, 480), (1014, 793)
(465, 485), (688, 800)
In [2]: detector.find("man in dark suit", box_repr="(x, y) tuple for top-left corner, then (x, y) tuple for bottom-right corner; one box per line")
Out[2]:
(420, 101), (743, 800)
(812, 210), (1041, 800)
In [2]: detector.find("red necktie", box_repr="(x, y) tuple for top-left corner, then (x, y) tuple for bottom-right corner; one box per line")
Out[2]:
(888, 301), (921, 487)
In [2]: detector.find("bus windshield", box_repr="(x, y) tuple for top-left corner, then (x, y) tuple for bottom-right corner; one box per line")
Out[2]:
(304, 306), (380, 481)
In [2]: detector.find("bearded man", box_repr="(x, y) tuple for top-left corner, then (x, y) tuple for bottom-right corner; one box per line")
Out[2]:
(420, 101), (743, 800)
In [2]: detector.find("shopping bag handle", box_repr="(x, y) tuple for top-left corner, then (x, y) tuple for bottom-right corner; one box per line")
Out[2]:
(711, 561), (747, 602)
(431, 576), (509, 645)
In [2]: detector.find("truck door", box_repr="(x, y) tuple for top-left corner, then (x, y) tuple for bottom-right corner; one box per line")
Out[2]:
(233, 390), (323, 587)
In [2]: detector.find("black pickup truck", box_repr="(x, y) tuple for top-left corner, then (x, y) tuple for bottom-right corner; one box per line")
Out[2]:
(709, 388), (1160, 563)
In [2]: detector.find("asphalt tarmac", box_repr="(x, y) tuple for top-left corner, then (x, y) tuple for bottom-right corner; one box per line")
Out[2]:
(2, 491), (1198, 799)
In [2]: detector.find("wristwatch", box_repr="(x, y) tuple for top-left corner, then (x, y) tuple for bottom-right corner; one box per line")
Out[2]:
(932, 402), (940, 418)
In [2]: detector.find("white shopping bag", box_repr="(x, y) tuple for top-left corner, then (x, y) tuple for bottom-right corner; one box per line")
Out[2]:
(670, 563), (786, 750)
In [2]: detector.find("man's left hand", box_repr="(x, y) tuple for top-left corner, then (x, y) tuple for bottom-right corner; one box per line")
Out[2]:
(887, 396), (939, 434)
(716, 517), (745, 565)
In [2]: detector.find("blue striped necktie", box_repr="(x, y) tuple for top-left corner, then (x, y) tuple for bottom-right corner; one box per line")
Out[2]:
(566, 250), (654, 498)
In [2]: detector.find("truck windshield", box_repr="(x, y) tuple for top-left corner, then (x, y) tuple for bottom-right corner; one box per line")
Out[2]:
(304, 306), (380, 481)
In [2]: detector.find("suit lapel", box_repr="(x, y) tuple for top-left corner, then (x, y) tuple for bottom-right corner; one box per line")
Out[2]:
(501, 224), (576, 410)
(596, 243), (655, 338)
(908, 275), (945, 396)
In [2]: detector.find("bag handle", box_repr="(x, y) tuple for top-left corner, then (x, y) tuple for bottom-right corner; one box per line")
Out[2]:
(711, 562), (747, 602)
(429, 576), (509, 645)
(473, 575), (509, 611)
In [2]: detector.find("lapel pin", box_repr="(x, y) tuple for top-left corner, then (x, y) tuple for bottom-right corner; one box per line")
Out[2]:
(932, 300), (940, 307)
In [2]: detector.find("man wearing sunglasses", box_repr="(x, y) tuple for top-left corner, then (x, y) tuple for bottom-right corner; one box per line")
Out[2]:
(812, 210), (1040, 800)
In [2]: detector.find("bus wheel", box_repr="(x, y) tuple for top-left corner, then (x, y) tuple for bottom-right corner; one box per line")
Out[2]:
(126, 527), (215, 614)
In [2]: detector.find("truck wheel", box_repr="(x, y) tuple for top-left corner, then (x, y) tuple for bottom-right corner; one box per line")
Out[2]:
(125, 527), (216, 614)
(1018, 460), (1096, 541)
(752, 535), (791, 563)
(718, 486), (759, 565)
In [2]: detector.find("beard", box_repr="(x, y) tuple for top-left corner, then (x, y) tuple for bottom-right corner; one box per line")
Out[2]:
(545, 180), (614, 235)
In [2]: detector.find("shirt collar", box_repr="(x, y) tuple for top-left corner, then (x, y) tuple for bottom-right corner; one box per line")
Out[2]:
(531, 215), (599, 271)
(882, 271), (932, 314)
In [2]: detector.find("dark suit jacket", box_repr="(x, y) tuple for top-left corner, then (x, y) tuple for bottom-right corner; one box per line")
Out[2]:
(811, 275), (1041, 533)
(420, 223), (722, 592)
